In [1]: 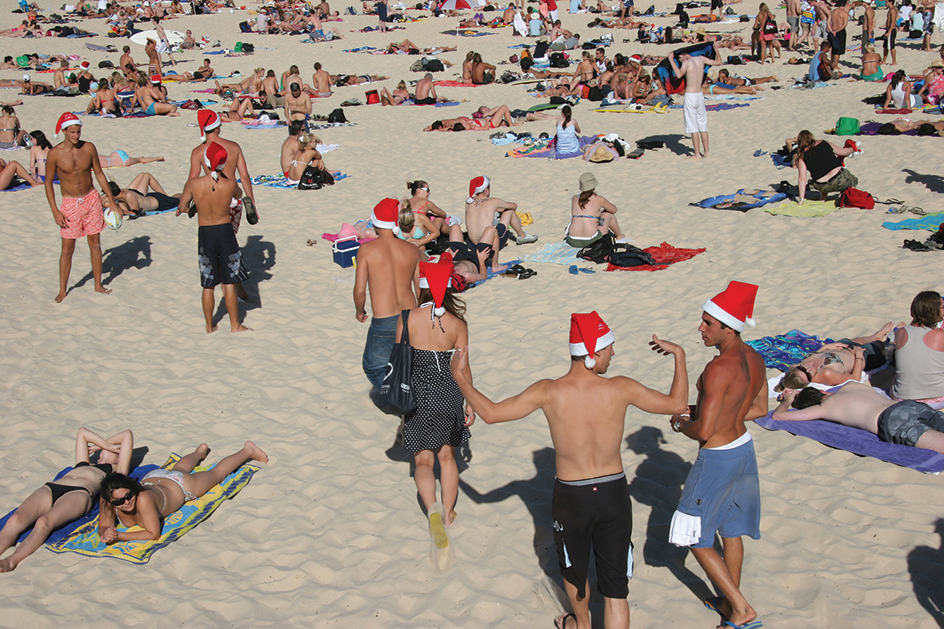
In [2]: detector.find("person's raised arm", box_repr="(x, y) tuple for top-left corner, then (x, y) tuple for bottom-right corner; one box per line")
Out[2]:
(620, 335), (689, 414)
(668, 52), (684, 79)
(108, 430), (135, 475)
(451, 347), (546, 423)
(705, 42), (723, 66)
(75, 427), (115, 463)
(353, 254), (369, 322)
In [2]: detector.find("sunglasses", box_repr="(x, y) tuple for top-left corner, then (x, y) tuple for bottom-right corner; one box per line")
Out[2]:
(419, 187), (429, 192)
(796, 365), (813, 382)
(110, 492), (136, 506)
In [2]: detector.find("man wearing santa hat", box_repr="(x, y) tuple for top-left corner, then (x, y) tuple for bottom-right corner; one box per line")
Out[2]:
(464, 175), (537, 272)
(668, 281), (768, 629)
(451, 311), (688, 629)
(353, 197), (421, 391)
(46, 112), (121, 303)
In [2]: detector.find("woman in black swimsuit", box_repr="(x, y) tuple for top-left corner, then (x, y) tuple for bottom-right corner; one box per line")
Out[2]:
(0, 427), (133, 572)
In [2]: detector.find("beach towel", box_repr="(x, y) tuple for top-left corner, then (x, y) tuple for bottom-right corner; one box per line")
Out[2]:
(875, 108), (915, 114)
(746, 329), (833, 371)
(441, 30), (494, 36)
(2, 182), (33, 192)
(433, 80), (482, 87)
(251, 173), (350, 188)
(765, 200), (839, 217)
(692, 188), (788, 212)
(755, 409), (944, 473)
(705, 102), (751, 111)
(46, 454), (259, 564)
(0, 463), (159, 547)
(517, 240), (580, 265)
(468, 258), (522, 289)
(882, 212), (944, 231)
(835, 121), (944, 137)
(606, 242), (706, 272)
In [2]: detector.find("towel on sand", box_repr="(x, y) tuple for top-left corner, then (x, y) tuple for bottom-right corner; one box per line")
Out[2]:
(518, 240), (579, 265)
(606, 242), (706, 272)
(882, 212), (944, 231)
(765, 200), (839, 217)
(47, 454), (259, 564)
(755, 410), (944, 473)
(746, 329), (833, 371)
(251, 173), (349, 188)
(692, 188), (788, 212)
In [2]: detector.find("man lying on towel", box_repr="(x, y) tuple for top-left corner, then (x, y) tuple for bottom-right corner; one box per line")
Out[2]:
(773, 382), (944, 454)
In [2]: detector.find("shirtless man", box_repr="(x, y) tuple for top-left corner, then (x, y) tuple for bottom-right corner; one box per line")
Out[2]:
(882, 1), (898, 66)
(181, 59), (214, 82)
(284, 83), (311, 131)
(669, 281), (768, 629)
(786, 0), (800, 49)
(857, 0), (876, 45)
(45, 113), (121, 302)
(414, 73), (439, 105)
(827, 0), (849, 66)
(153, 17), (177, 66)
(144, 38), (162, 76)
(119, 46), (136, 73)
(773, 382), (944, 455)
(451, 311), (689, 629)
(176, 143), (249, 333)
(312, 62), (332, 98)
(471, 53), (496, 85)
(353, 197), (421, 390)
(280, 120), (306, 177)
(465, 176), (537, 271)
(281, 65), (305, 95)
(668, 42), (721, 159)
(53, 61), (76, 90)
(262, 70), (284, 107)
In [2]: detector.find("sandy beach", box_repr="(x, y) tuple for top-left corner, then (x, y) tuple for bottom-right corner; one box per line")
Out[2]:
(1, 1), (944, 626)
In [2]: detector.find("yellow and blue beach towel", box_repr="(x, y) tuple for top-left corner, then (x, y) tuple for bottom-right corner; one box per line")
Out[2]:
(46, 454), (259, 564)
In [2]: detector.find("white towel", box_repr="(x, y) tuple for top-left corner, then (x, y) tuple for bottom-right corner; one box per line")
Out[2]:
(669, 510), (701, 547)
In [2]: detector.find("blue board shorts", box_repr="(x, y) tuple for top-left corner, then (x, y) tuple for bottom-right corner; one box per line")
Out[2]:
(670, 434), (761, 548)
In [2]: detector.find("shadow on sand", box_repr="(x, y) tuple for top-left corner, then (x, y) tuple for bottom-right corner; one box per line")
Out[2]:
(908, 518), (944, 627)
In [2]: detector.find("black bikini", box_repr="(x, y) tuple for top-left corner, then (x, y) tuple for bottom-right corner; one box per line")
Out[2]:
(44, 462), (113, 505)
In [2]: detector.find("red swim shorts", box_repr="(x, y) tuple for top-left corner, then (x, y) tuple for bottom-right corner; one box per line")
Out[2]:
(59, 188), (104, 239)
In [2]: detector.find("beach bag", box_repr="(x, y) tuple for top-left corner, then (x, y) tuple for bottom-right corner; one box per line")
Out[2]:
(241, 43), (254, 53)
(327, 108), (347, 123)
(608, 243), (656, 267)
(549, 52), (569, 68)
(374, 309), (417, 416)
(837, 187), (875, 209)
(577, 234), (614, 263)
(834, 117), (860, 136)
(763, 17), (778, 35)
(298, 166), (334, 190)
(422, 57), (445, 72)
(239, 20), (251, 32)
(410, 59), (425, 72)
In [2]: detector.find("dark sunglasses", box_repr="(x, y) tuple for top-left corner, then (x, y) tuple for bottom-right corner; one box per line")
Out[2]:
(110, 492), (136, 506)
(796, 365), (813, 382)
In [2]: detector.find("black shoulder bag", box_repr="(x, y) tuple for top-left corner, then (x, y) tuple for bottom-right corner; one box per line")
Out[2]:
(374, 309), (417, 416)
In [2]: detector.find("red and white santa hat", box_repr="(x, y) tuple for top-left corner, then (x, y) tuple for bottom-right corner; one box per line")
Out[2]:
(150, 74), (162, 84)
(702, 281), (758, 333)
(55, 112), (81, 137)
(630, 54), (642, 62)
(80, 61), (90, 69)
(569, 311), (615, 369)
(203, 141), (227, 180)
(419, 252), (455, 318)
(197, 109), (221, 142)
(467, 175), (489, 203)
(370, 197), (399, 230)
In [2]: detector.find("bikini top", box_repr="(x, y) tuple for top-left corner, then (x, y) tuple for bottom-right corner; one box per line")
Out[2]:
(75, 461), (114, 474)
(393, 225), (425, 240)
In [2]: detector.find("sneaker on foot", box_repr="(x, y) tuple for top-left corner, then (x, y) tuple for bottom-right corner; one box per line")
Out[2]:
(516, 232), (538, 245)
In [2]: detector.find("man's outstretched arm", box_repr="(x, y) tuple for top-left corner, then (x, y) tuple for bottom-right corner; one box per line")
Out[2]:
(451, 347), (545, 424)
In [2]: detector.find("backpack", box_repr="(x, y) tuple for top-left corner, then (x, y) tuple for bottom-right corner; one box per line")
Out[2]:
(327, 108), (347, 123)
(422, 57), (445, 72)
(238, 20), (251, 32)
(549, 52), (569, 68)
(608, 243), (656, 268)
(837, 187), (875, 209)
(241, 42), (254, 53)
(834, 117), (860, 135)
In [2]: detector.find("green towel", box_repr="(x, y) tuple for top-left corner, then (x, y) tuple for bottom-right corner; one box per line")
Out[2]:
(764, 200), (839, 217)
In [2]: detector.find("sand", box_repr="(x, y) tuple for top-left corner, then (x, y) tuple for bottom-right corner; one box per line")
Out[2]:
(1, 2), (944, 627)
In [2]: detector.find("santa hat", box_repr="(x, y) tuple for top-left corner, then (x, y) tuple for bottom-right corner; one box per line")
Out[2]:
(80, 61), (90, 69)
(370, 198), (399, 230)
(630, 54), (642, 62)
(467, 175), (489, 203)
(150, 74), (162, 84)
(55, 112), (81, 137)
(569, 311), (615, 369)
(203, 142), (227, 180)
(197, 110), (221, 142)
(419, 253), (455, 319)
(702, 281), (758, 333)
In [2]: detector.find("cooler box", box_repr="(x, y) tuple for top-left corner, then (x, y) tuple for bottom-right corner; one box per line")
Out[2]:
(332, 235), (359, 268)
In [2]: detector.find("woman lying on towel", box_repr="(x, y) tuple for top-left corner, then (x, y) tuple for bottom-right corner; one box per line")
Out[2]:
(0, 156), (41, 189)
(776, 322), (899, 391)
(877, 119), (944, 135)
(98, 442), (267, 544)
(0, 427), (133, 572)
(793, 129), (858, 203)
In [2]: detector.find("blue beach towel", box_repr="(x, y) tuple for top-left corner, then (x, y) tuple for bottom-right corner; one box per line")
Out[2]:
(517, 240), (579, 265)
(882, 212), (944, 231)
(746, 329), (834, 371)
(468, 258), (522, 289)
(691, 188), (788, 212)
(251, 173), (351, 189)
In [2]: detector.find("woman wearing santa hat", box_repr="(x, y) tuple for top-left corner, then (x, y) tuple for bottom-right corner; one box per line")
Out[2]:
(396, 254), (474, 557)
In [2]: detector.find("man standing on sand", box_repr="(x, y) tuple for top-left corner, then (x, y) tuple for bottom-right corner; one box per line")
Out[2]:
(827, 0), (849, 67)
(176, 142), (248, 333)
(46, 113), (122, 303)
(668, 42), (721, 159)
(668, 281), (768, 629)
(786, 0), (800, 50)
(882, 0), (898, 66)
(451, 312), (689, 629)
(377, 0), (388, 33)
(464, 176), (537, 271)
(353, 198), (421, 391)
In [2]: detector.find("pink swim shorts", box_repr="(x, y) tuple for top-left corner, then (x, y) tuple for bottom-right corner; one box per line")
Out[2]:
(59, 188), (104, 239)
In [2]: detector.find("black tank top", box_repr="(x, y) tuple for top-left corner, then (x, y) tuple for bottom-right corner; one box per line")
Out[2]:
(802, 141), (842, 181)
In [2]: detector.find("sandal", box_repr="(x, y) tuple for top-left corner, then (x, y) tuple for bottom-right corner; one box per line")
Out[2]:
(554, 612), (576, 629)
(518, 268), (537, 279)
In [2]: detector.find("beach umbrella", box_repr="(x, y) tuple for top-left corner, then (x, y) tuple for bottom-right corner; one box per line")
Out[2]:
(440, 0), (485, 35)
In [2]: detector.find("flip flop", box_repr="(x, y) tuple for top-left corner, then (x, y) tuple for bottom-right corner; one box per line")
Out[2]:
(243, 196), (258, 225)
(704, 597), (727, 619)
(721, 620), (763, 629)
(554, 612), (576, 629)
(518, 268), (537, 279)
(187, 199), (197, 218)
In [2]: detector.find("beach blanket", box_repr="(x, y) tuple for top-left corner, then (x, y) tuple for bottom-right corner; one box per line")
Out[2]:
(469, 258), (522, 288)
(764, 200), (839, 217)
(506, 135), (596, 159)
(251, 173), (350, 188)
(441, 30), (494, 36)
(606, 242), (706, 272)
(692, 188), (788, 212)
(882, 212), (944, 231)
(705, 102), (751, 111)
(875, 108), (916, 114)
(755, 410), (944, 473)
(46, 454), (259, 564)
(433, 80), (482, 87)
(837, 121), (944, 136)
(746, 329), (833, 371)
(0, 463), (159, 547)
(398, 100), (461, 107)
(517, 240), (580, 265)
(2, 182), (32, 192)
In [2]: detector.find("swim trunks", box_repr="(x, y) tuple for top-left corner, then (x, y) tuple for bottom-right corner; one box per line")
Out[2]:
(376, 0), (387, 21)
(683, 91), (708, 133)
(197, 223), (248, 288)
(553, 472), (633, 599)
(787, 15), (799, 34)
(414, 96), (437, 105)
(146, 191), (180, 212)
(145, 102), (156, 116)
(883, 28), (896, 51)
(877, 399), (944, 447)
(59, 188), (105, 239)
(670, 432), (761, 548)
(814, 20), (828, 39)
(828, 28), (846, 55)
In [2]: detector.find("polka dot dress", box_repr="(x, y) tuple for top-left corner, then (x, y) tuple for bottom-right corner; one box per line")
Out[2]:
(403, 348), (470, 454)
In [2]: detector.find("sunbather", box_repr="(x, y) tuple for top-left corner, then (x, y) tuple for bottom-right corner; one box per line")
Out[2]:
(0, 156), (41, 189)
(716, 69), (778, 86)
(565, 172), (628, 247)
(101, 173), (181, 215)
(98, 442), (267, 544)
(0, 427), (133, 572)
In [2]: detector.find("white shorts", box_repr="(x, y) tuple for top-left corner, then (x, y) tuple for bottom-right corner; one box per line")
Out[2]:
(683, 92), (708, 133)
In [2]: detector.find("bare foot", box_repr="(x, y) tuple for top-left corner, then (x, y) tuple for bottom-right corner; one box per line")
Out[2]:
(0, 557), (17, 573)
(54, 291), (67, 303)
(878, 321), (896, 337)
(94, 284), (113, 295)
(243, 441), (268, 464)
(196, 443), (210, 464)
(687, 154), (703, 160)
(491, 263), (509, 274)
(206, 323), (218, 333)
(157, 157), (165, 162)
(445, 509), (458, 527)
(232, 324), (251, 333)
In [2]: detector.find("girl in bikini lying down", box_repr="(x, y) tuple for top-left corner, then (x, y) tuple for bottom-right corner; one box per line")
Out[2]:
(0, 427), (133, 572)
(98, 442), (267, 544)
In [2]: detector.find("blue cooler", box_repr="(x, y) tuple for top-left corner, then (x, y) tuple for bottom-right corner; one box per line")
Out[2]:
(332, 235), (359, 268)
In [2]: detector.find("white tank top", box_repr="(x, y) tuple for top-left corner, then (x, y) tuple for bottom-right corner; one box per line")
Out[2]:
(892, 325), (944, 400)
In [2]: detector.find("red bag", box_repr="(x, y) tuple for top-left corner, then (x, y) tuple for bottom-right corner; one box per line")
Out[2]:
(837, 187), (875, 209)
